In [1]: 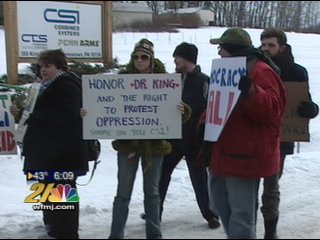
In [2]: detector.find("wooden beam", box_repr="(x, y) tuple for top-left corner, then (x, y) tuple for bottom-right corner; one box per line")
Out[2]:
(3, 1), (18, 85)
(68, 1), (113, 64)
(103, 1), (113, 65)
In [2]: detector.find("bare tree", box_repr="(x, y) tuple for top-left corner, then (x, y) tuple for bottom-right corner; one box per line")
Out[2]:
(237, 1), (247, 27)
(146, 1), (162, 15)
(187, 1), (202, 8)
(164, 1), (179, 13)
(143, 1), (320, 32)
(290, 1), (303, 30)
(301, 1), (320, 29)
(247, 1), (256, 27)
(267, 1), (277, 28)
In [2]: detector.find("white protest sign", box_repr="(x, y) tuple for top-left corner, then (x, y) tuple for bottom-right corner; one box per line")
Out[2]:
(205, 57), (246, 142)
(15, 83), (41, 145)
(82, 73), (182, 139)
(0, 93), (17, 155)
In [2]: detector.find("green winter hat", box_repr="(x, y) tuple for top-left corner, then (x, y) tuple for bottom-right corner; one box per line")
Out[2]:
(210, 27), (253, 47)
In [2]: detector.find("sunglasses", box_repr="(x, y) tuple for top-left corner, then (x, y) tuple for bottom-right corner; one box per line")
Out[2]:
(132, 54), (150, 61)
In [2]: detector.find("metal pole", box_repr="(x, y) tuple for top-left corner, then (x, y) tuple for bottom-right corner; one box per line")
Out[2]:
(296, 142), (300, 153)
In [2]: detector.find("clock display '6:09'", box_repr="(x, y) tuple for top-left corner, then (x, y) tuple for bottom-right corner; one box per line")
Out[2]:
(53, 171), (75, 181)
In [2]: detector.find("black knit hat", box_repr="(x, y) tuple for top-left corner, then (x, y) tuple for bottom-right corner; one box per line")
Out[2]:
(173, 42), (198, 64)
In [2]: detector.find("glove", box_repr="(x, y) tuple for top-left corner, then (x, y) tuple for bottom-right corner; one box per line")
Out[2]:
(23, 117), (31, 126)
(23, 113), (36, 126)
(238, 76), (251, 96)
(296, 101), (319, 118)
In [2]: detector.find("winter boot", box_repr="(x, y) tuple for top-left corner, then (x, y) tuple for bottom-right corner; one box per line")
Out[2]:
(207, 216), (221, 229)
(264, 217), (279, 239)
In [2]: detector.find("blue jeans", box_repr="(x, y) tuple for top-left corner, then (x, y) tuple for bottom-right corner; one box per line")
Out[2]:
(207, 168), (218, 214)
(109, 152), (163, 239)
(208, 172), (260, 239)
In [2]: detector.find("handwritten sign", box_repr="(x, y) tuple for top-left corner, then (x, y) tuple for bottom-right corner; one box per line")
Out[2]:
(0, 93), (17, 155)
(281, 82), (310, 141)
(205, 57), (246, 142)
(15, 83), (41, 145)
(82, 73), (182, 139)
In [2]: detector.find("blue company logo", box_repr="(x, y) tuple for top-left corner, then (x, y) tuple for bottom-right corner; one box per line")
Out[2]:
(21, 34), (48, 43)
(44, 8), (80, 24)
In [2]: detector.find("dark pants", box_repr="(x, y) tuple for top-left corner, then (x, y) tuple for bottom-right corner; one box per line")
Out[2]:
(260, 152), (286, 220)
(41, 178), (79, 239)
(159, 144), (218, 221)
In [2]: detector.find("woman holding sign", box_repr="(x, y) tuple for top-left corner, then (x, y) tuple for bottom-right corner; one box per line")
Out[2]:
(108, 39), (191, 239)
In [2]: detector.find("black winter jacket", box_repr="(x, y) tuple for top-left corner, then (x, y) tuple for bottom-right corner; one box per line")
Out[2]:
(273, 44), (319, 154)
(169, 65), (209, 150)
(22, 72), (89, 176)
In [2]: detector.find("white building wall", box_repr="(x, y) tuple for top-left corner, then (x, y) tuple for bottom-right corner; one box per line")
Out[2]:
(198, 10), (214, 26)
(112, 2), (153, 28)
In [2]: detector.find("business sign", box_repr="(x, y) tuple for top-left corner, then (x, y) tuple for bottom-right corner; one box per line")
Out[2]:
(204, 57), (246, 142)
(82, 73), (182, 139)
(17, 1), (102, 59)
(0, 93), (17, 155)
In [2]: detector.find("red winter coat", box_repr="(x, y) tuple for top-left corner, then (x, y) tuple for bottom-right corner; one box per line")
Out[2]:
(208, 61), (286, 178)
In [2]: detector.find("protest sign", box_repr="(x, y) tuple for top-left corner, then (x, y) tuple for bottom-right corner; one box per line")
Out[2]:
(0, 93), (18, 154)
(82, 73), (182, 139)
(205, 57), (246, 142)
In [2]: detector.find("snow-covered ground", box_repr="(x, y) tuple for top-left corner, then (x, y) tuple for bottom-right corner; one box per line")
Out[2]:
(0, 27), (320, 239)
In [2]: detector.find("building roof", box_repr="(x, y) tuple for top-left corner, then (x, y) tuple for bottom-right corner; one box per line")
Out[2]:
(113, 2), (153, 14)
(160, 7), (202, 15)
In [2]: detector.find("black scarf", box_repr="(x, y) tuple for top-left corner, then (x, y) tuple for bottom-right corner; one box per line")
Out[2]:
(233, 47), (280, 74)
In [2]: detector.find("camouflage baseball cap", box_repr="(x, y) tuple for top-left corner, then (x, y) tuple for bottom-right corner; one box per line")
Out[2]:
(210, 27), (253, 47)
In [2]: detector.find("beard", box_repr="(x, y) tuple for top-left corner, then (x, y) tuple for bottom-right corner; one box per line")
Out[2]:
(270, 47), (294, 74)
